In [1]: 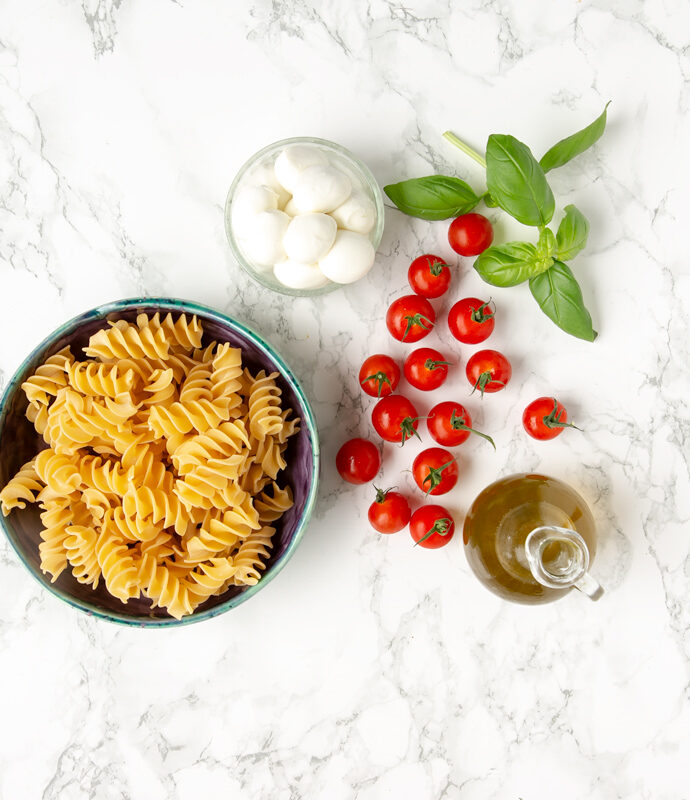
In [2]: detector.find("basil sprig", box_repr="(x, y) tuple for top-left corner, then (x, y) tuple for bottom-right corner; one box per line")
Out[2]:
(383, 105), (608, 342)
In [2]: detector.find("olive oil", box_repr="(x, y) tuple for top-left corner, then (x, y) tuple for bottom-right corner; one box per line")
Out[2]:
(463, 473), (597, 604)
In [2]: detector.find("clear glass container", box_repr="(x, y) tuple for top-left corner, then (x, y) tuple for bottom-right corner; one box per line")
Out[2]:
(463, 473), (603, 605)
(224, 136), (385, 297)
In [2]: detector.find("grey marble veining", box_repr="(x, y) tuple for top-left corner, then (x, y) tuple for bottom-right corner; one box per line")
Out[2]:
(1, 0), (690, 798)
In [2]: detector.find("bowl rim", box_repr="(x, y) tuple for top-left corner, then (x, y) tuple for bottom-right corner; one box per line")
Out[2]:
(0, 297), (320, 628)
(224, 135), (385, 297)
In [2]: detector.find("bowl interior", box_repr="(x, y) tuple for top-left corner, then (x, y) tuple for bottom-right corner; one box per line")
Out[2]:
(225, 136), (385, 297)
(0, 299), (319, 626)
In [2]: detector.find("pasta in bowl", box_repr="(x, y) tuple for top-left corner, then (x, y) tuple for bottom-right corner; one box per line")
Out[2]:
(0, 299), (319, 626)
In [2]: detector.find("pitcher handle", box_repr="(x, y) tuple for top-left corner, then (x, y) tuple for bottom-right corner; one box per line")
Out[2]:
(573, 572), (604, 601)
(525, 526), (604, 602)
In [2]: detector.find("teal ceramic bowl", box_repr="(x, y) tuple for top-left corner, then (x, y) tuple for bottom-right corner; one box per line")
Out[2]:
(0, 298), (319, 627)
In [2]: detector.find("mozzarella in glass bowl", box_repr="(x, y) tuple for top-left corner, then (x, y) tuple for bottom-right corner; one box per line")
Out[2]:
(225, 137), (384, 296)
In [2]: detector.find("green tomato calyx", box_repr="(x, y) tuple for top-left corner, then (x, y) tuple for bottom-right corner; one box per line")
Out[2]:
(402, 314), (433, 341)
(415, 517), (453, 546)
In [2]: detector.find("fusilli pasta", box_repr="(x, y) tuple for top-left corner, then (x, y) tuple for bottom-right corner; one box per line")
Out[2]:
(0, 313), (300, 618)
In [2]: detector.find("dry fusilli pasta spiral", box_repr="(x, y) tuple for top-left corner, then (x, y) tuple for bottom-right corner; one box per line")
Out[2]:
(256, 482), (294, 523)
(137, 554), (194, 619)
(79, 455), (131, 497)
(246, 370), (283, 441)
(138, 312), (203, 352)
(84, 319), (171, 361)
(0, 459), (43, 515)
(64, 525), (101, 587)
(148, 398), (232, 438)
(96, 527), (140, 602)
(68, 362), (136, 398)
(21, 347), (73, 408)
(232, 526), (275, 586)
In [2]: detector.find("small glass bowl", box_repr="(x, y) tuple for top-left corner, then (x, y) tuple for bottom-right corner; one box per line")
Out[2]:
(225, 137), (385, 297)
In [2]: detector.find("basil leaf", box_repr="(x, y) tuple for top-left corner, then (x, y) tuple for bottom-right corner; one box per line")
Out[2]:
(529, 260), (597, 341)
(474, 241), (543, 287)
(555, 204), (589, 261)
(536, 227), (556, 261)
(383, 175), (480, 220)
(484, 192), (498, 208)
(486, 134), (555, 227)
(539, 103), (610, 173)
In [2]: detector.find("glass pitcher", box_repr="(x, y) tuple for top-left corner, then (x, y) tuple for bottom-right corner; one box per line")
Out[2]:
(463, 473), (603, 604)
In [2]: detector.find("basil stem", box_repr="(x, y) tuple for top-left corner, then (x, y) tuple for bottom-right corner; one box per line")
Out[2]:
(442, 131), (487, 169)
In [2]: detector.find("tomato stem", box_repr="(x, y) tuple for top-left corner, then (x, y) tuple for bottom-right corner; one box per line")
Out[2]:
(373, 485), (396, 503)
(450, 410), (496, 450)
(471, 371), (504, 398)
(399, 416), (425, 446)
(470, 299), (495, 324)
(424, 358), (452, 371)
(429, 260), (451, 277)
(543, 398), (581, 431)
(402, 313), (433, 341)
(362, 371), (392, 398)
(442, 131), (487, 169)
(422, 459), (456, 495)
(415, 517), (453, 546)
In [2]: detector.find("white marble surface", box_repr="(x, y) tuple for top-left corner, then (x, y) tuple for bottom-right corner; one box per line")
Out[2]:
(1, 1), (689, 798)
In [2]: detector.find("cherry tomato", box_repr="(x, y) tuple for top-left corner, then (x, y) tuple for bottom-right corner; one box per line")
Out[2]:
(409, 505), (455, 549)
(448, 297), (495, 345)
(386, 295), (436, 343)
(335, 438), (380, 484)
(448, 213), (494, 256)
(368, 487), (411, 534)
(427, 401), (495, 449)
(372, 394), (421, 446)
(359, 354), (401, 398)
(466, 349), (511, 397)
(522, 396), (580, 440)
(412, 447), (458, 496)
(407, 254), (452, 299)
(403, 347), (452, 392)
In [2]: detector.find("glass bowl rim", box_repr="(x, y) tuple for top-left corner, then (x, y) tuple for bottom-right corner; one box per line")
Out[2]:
(0, 297), (320, 628)
(224, 135), (385, 298)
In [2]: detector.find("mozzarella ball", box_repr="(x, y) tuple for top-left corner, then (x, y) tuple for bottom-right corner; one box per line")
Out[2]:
(274, 145), (328, 194)
(274, 259), (330, 290)
(318, 230), (376, 284)
(246, 163), (290, 208)
(283, 198), (301, 217)
(231, 185), (279, 230)
(239, 210), (290, 267)
(331, 189), (377, 234)
(283, 213), (337, 264)
(291, 165), (352, 213)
